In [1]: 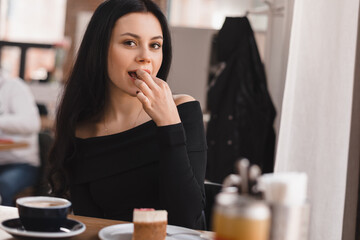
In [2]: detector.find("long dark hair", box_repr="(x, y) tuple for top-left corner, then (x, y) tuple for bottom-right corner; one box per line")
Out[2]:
(48, 0), (172, 197)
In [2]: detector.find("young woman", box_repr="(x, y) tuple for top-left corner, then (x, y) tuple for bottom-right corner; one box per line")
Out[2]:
(48, 0), (207, 230)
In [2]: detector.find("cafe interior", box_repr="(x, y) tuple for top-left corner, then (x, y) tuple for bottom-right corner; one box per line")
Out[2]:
(0, 0), (359, 239)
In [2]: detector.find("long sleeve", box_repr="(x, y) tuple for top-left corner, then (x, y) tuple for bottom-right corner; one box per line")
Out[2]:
(0, 78), (41, 135)
(157, 101), (207, 229)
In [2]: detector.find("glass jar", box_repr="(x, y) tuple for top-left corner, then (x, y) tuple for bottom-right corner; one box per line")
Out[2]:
(213, 191), (271, 240)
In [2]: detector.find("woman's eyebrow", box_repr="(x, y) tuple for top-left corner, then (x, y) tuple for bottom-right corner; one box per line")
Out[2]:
(151, 35), (163, 40)
(120, 32), (163, 40)
(120, 32), (139, 38)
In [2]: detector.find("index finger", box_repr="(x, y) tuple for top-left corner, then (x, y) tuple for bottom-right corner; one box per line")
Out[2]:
(152, 76), (166, 85)
(152, 76), (170, 91)
(136, 69), (159, 90)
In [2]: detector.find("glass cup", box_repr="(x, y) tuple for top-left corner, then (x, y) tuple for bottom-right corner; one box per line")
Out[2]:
(213, 193), (270, 240)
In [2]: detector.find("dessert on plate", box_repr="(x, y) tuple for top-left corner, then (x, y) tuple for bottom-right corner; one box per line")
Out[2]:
(132, 208), (168, 240)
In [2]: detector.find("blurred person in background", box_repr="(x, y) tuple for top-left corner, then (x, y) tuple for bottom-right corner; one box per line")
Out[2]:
(0, 71), (41, 206)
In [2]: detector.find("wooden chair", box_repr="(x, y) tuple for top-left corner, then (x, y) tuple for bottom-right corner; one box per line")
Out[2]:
(204, 181), (222, 230)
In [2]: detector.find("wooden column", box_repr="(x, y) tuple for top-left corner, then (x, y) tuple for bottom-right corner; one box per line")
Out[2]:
(63, 0), (103, 79)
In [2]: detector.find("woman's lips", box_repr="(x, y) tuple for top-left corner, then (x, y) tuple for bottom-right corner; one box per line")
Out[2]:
(129, 72), (137, 79)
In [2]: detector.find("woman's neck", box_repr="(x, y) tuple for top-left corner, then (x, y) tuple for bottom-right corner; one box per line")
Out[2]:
(105, 84), (142, 120)
(106, 96), (141, 120)
(100, 85), (149, 135)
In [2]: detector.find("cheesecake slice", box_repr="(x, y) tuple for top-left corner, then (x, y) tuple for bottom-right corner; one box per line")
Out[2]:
(132, 208), (168, 240)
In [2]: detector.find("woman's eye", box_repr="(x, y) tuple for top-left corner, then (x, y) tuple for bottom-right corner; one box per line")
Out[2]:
(124, 40), (136, 47)
(151, 43), (162, 49)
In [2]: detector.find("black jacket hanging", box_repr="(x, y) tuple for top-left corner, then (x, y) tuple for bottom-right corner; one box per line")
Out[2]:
(206, 17), (276, 183)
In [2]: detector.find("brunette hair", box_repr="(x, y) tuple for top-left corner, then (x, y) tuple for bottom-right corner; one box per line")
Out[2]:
(48, 0), (172, 197)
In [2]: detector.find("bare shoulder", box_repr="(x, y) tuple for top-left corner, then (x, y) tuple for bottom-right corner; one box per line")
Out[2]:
(173, 94), (196, 106)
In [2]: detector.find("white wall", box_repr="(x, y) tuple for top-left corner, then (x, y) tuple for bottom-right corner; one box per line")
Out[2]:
(169, 0), (254, 29)
(167, 26), (217, 110)
(275, 0), (360, 239)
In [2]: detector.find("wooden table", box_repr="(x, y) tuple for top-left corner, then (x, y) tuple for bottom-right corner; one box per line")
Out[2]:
(0, 206), (214, 240)
(71, 215), (128, 240)
(0, 142), (29, 151)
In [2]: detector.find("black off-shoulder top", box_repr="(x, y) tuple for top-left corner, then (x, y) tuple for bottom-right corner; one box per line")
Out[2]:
(69, 101), (207, 229)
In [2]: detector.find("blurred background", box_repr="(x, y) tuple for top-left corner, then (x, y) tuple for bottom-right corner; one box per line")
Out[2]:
(0, 0), (291, 138)
(0, 1), (359, 239)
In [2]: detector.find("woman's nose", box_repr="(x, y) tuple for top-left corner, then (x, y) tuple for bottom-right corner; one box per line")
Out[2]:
(136, 48), (151, 64)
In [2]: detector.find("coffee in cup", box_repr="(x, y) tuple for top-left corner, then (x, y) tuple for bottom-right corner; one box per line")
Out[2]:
(16, 196), (71, 232)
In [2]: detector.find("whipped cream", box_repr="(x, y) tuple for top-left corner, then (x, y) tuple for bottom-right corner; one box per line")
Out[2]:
(133, 209), (168, 223)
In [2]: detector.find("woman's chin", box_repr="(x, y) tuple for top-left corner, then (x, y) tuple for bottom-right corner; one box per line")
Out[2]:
(129, 89), (139, 97)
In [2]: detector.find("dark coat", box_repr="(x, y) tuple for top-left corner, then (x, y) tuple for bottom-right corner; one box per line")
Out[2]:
(206, 17), (276, 183)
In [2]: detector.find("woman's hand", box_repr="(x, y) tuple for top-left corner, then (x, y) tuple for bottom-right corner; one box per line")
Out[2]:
(134, 69), (181, 126)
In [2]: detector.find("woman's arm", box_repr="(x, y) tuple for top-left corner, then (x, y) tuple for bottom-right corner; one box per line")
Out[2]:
(134, 70), (207, 229)
(157, 101), (207, 229)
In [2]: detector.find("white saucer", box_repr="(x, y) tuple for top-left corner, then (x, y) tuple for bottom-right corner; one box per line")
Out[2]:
(0, 218), (86, 239)
(98, 223), (204, 240)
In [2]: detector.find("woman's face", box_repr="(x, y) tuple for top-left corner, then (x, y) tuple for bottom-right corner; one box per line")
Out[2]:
(107, 12), (163, 96)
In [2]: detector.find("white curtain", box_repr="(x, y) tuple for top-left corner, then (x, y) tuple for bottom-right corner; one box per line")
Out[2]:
(275, 0), (360, 239)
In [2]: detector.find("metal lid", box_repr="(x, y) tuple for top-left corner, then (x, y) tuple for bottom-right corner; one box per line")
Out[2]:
(215, 193), (270, 220)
